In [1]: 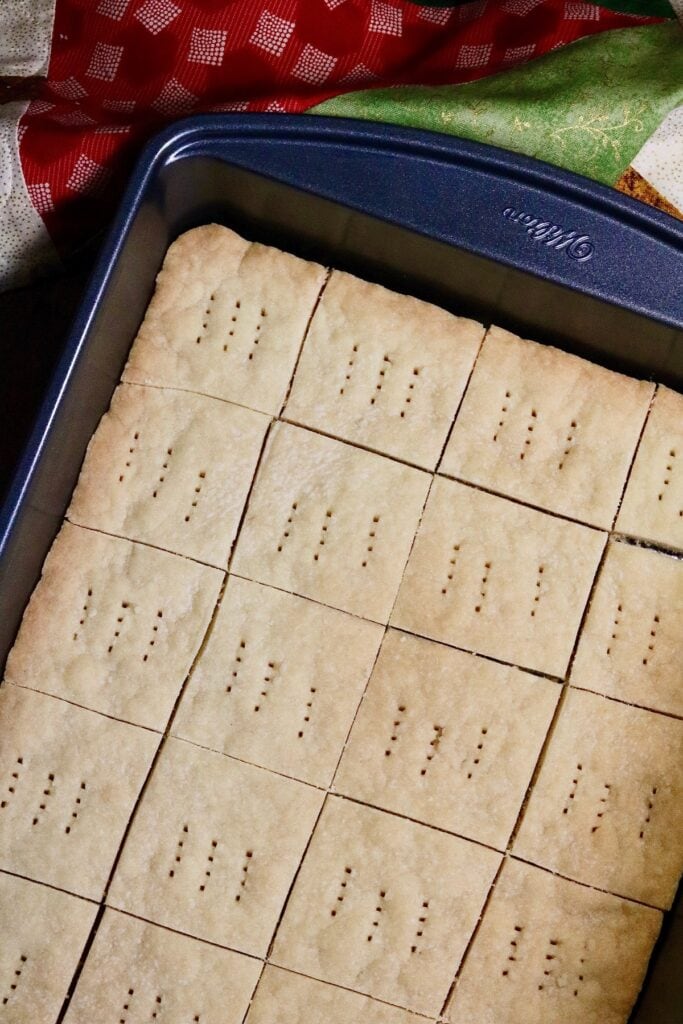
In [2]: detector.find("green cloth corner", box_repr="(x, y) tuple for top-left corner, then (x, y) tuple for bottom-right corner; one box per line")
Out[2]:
(311, 23), (683, 186)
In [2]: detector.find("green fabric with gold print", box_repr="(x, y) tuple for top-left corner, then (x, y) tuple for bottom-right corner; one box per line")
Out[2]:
(312, 24), (683, 186)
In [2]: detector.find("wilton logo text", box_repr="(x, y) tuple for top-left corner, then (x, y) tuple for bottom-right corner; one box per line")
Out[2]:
(503, 207), (594, 262)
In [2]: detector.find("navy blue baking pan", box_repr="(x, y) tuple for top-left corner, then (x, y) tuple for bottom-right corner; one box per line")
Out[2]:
(0, 115), (681, 1021)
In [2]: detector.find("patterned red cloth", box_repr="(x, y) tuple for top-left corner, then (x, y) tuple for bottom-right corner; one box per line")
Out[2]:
(19, 0), (661, 251)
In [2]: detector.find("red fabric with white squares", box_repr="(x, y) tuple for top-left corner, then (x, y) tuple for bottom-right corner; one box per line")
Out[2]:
(19, 0), (660, 252)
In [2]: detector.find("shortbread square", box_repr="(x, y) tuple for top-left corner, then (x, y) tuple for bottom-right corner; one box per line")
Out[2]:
(123, 225), (327, 415)
(391, 478), (605, 677)
(65, 909), (260, 1024)
(173, 576), (383, 787)
(285, 270), (484, 469)
(0, 685), (157, 900)
(446, 858), (662, 1024)
(246, 966), (432, 1024)
(0, 872), (97, 1024)
(440, 326), (654, 528)
(271, 796), (501, 1016)
(617, 386), (683, 552)
(570, 540), (683, 716)
(232, 423), (431, 622)
(68, 383), (269, 567)
(6, 522), (222, 730)
(335, 630), (559, 849)
(108, 737), (324, 955)
(513, 688), (683, 908)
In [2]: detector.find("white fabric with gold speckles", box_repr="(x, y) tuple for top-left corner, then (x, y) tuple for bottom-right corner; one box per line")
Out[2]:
(632, 104), (683, 215)
(0, 1), (58, 288)
(0, 102), (58, 289)
(0, 0), (56, 76)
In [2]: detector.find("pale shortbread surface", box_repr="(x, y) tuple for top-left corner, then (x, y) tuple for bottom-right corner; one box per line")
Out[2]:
(513, 688), (683, 909)
(0, 686), (157, 900)
(65, 909), (260, 1024)
(123, 225), (327, 415)
(446, 859), (662, 1024)
(440, 326), (653, 528)
(173, 576), (383, 787)
(246, 966), (433, 1024)
(570, 540), (683, 716)
(68, 383), (269, 567)
(271, 796), (501, 1016)
(617, 386), (683, 552)
(2, 226), (679, 1022)
(232, 422), (431, 622)
(285, 270), (484, 470)
(108, 737), (324, 955)
(6, 522), (222, 730)
(0, 872), (96, 1024)
(334, 630), (559, 849)
(391, 477), (605, 677)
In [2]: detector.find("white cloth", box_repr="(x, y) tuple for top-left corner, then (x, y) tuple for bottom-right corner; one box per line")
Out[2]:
(669, 0), (683, 25)
(0, 1), (59, 288)
(0, 102), (58, 289)
(632, 104), (683, 215)
(0, 0), (57, 76)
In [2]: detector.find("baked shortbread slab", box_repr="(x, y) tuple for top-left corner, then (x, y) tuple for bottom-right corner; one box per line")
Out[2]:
(617, 386), (683, 552)
(123, 225), (327, 415)
(108, 737), (324, 955)
(446, 858), (662, 1024)
(0, 223), (678, 1024)
(513, 688), (683, 909)
(440, 326), (653, 528)
(6, 522), (222, 730)
(391, 477), (605, 678)
(334, 630), (559, 849)
(68, 383), (269, 568)
(570, 540), (683, 717)
(246, 966), (433, 1024)
(0, 686), (157, 900)
(64, 909), (260, 1024)
(285, 270), (484, 469)
(0, 872), (97, 1024)
(271, 796), (501, 1017)
(173, 576), (384, 787)
(232, 422), (431, 623)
